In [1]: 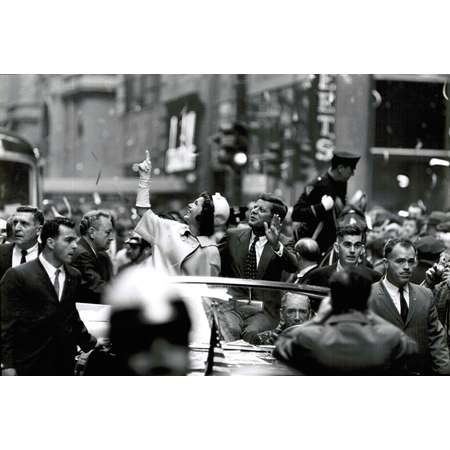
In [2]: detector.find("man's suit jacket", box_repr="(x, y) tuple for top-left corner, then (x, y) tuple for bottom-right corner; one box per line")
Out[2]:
(219, 228), (298, 317)
(274, 310), (418, 375)
(0, 243), (14, 282)
(303, 263), (382, 288)
(1, 259), (96, 375)
(0, 242), (43, 282)
(71, 237), (113, 304)
(369, 281), (450, 375)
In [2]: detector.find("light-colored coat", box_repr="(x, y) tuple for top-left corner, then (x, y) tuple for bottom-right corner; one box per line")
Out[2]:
(135, 210), (220, 277)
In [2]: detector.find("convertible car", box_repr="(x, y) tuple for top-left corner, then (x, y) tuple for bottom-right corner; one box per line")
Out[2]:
(76, 277), (329, 376)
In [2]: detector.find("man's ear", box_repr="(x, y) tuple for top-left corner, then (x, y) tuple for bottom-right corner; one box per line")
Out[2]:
(47, 237), (55, 250)
(88, 226), (96, 239)
(333, 241), (339, 254)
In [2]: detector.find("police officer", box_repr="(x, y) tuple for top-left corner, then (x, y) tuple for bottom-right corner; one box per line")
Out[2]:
(292, 151), (360, 255)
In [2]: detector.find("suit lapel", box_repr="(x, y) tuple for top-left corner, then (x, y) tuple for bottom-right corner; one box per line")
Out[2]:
(377, 282), (404, 328)
(405, 283), (417, 327)
(236, 229), (251, 276)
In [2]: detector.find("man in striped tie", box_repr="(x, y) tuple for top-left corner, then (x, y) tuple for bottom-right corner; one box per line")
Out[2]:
(219, 194), (298, 343)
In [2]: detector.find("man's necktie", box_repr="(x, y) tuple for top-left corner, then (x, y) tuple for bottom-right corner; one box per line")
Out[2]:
(54, 269), (61, 299)
(399, 286), (409, 323)
(20, 249), (27, 264)
(244, 236), (259, 279)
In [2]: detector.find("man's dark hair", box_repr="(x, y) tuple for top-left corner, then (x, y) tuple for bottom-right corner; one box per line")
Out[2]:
(258, 193), (288, 221)
(294, 238), (321, 263)
(16, 205), (44, 225)
(336, 224), (365, 242)
(329, 267), (372, 313)
(41, 217), (76, 248)
(384, 238), (416, 259)
(79, 210), (114, 236)
(195, 192), (215, 237)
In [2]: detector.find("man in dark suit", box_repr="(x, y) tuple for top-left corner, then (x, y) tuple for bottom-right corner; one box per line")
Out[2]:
(369, 238), (450, 375)
(292, 151), (360, 255)
(219, 193), (298, 342)
(71, 210), (114, 303)
(1, 217), (97, 375)
(274, 268), (418, 375)
(303, 225), (381, 311)
(0, 205), (44, 281)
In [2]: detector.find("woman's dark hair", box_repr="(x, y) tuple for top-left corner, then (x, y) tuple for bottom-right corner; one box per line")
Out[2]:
(41, 217), (76, 248)
(196, 192), (215, 237)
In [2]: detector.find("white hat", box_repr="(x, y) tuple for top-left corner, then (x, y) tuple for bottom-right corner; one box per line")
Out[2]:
(212, 193), (230, 226)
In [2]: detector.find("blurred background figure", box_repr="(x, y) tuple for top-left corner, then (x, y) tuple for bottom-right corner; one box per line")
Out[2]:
(0, 218), (7, 244)
(274, 268), (417, 375)
(410, 235), (447, 284)
(253, 292), (312, 345)
(118, 233), (152, 273)
(93, 268), (192, 375)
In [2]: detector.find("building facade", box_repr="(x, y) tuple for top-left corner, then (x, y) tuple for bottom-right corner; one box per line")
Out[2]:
(0, 74), (449, 212)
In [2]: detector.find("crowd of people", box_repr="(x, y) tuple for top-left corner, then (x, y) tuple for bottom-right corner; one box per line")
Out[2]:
(1, 149), (450, 375)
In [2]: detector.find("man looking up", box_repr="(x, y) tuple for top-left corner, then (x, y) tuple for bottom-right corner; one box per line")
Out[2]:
(219, 194), (298, 342)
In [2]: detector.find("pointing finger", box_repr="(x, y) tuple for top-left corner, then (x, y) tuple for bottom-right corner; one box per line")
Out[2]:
(145, 149), (151, 162)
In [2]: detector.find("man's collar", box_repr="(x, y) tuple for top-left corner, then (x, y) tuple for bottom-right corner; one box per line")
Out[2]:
(383, 276), (409, 293)
(15, 241), (39, 253)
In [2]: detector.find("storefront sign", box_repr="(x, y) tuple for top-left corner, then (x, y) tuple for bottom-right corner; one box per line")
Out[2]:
(314, 74), (336, 162)
(165, 95), (203, 173)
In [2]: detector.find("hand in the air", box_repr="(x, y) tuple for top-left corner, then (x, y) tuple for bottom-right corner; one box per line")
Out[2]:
(264, 214), (281, 250)
(135, 149), (152, 175)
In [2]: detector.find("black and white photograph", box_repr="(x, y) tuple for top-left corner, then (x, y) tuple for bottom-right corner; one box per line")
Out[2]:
(1, 2), (450, 449)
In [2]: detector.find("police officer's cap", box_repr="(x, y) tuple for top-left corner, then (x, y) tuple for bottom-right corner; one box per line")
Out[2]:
(332, 151), (360, 168)
(415, 235), (446, 259)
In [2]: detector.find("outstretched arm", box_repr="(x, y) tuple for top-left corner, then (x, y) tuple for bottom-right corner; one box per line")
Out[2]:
(135, 149), (152, 217)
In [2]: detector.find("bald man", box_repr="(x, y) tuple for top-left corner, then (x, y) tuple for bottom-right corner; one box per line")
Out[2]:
(253, 292), (312, 345)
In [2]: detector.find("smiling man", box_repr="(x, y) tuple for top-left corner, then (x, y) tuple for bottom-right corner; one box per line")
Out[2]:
(1, 217), (97, 375)
(0, 206), (44, 281)
(369, 238), (450, 375)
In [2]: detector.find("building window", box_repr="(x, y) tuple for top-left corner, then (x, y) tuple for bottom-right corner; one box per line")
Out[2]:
(374, 79), (447, 150)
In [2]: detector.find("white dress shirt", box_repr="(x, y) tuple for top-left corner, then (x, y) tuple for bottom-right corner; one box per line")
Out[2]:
(39, 254), (66, 301)
(12, 242), (39, 267)
(248, 233), (284, 268)
(382, 276), (410, 315)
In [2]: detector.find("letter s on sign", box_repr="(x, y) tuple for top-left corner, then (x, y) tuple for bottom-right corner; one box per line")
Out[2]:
(316, 138), (334, 161)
